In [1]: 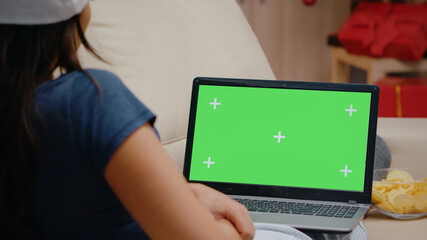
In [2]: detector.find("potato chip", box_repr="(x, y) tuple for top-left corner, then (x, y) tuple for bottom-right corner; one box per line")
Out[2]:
(388, 201), (405, 214)
(401, 183), (421, 195)
(386, 170), (414, 183)
(387, 189), (405, 203)
(412, 189), (427, 197)
(404, 206), (418, 214)
(405, 183), (423, 194)
(414, 193), (427, 212)
(392, 193), (414, 209)
(371, 190), (385, 205)
(376, 202), (395, 213)
(374, 181), (396, 192)
(387, 178), (403, 183)
(421, 178), (427, 190)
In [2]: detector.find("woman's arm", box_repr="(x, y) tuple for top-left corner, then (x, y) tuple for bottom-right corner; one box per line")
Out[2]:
(104, 123), (254, 240)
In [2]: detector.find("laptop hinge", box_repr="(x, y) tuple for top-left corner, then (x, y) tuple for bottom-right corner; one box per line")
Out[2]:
(348, 200), (357, 204)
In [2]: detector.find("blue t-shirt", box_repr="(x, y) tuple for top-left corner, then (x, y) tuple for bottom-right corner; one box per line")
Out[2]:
(31, 69), (153, 239)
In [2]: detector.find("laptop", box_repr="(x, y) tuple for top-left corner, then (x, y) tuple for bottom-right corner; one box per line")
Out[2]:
(183, 77), (379, 233)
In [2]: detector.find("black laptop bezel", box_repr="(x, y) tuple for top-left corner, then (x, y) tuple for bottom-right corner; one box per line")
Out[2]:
(183, 77), (379, 204)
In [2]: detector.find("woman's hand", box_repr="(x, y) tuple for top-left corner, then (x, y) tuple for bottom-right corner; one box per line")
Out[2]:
(189, 183), (255, 240)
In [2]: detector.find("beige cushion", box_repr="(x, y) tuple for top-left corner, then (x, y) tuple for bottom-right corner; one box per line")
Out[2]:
(78, 0), (275, 169)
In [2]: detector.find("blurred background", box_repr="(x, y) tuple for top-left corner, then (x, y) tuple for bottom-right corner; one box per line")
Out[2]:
(237, 0), (350, 82)
(236, 0), (427, 83)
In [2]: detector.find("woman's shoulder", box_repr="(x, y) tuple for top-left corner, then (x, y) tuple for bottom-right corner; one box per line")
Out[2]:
(34, 69), (140, 118)
(65, 69), (124, 89)
(37, 69), (123, 93)
(39, 69), (131, 102)
(79, 69), (122, 84)
(70, 69), (127, 96)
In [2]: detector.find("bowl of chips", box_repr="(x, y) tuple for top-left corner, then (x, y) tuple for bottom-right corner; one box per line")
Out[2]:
(372, 168), (427, 219)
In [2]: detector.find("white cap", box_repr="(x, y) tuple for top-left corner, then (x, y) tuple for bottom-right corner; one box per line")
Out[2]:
(0, 0), (88, 25)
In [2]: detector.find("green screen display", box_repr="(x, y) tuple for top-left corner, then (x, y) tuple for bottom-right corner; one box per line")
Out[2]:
(189, 85), (371, 192)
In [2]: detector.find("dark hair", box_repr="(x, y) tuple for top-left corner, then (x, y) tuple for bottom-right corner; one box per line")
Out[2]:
(0, 15), (101, 239)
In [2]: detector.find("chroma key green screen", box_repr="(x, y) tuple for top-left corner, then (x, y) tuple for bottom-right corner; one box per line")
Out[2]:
(188, 85), (372, 192)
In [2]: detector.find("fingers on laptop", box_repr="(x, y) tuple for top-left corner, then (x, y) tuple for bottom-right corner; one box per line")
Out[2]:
(189, 183), (255, 239)
(225, 200), (255, 240)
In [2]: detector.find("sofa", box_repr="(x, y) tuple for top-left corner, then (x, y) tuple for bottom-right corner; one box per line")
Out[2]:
(78, 0), (427, 239)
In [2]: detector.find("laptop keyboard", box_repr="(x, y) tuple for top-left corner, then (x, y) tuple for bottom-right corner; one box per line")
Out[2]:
(233, 198), (360, 218)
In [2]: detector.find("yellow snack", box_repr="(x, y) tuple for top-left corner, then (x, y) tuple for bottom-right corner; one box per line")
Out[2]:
(387, 189), (405, 204)
(372, 170), (427, 215)
(376, 201), (394, 213)
(404, 182), (422, 194)
(386, 170), (414, 182)
(387, 178), (403, 183)
(414, 193), (427, 212)
(392, 193), (415, 209)
(412, 189), (427, 197)
(404, 206), (418, 214)
(373, 181), (395, 192)
(371, 190), (386, 205)
(421, 178), (427, 190)
(388, 201), (405, 214)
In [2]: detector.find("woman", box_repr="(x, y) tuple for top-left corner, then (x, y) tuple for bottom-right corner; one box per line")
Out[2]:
(0, 1), (255, 239)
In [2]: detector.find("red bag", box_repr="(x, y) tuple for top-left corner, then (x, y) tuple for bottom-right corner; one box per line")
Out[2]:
(338, 2), (393, 56)
(338, 2), (427, 61)
(382, 4), (427, 61)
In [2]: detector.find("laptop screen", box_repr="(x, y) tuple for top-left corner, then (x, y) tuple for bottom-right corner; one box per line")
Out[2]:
(185, 78), (379, 197)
